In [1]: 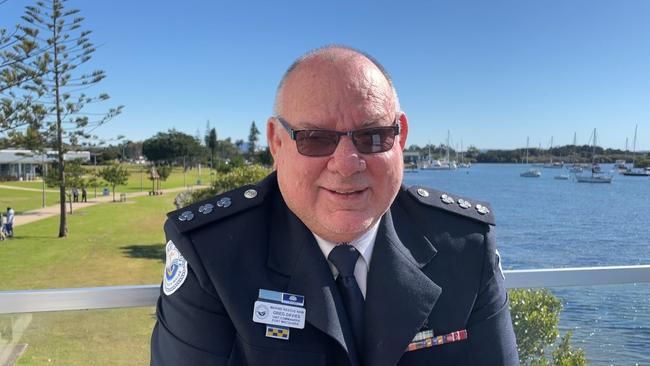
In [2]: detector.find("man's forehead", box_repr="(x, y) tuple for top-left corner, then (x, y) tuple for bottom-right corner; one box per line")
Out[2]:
(281, 64), (393, 118)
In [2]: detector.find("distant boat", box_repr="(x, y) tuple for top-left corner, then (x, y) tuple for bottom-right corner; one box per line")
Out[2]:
(421, 130), (457, 171)
(520, 137), (541, 178)
(614, 159), (628, 171)
(576, 172), (613, 183)
(621, 125), (649, 176)
(569, 164), (584, 173)
(622, 168), (649, 177)
(521, 169), (542, 178)
(457, 140), (471, 168)
(554, 174), (570, 180)
(576, 128), (613, 184)
(543, 161), (564, 169)
(542, 136), (564, 168)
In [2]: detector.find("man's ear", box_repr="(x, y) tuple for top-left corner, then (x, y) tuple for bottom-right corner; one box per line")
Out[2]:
(267, 117), (281, 167)
(398, 112), (408, 150)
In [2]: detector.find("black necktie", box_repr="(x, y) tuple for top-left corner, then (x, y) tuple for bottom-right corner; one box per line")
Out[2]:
(328, 244), (365, 355)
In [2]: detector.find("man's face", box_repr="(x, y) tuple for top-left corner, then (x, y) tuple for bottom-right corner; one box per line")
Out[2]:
(268, 55), (408, 243)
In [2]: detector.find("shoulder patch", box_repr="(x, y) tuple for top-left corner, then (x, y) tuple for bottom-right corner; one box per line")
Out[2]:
(167, 184), (265, 234)
(406, 185), (496, 225)
(163, 240), (188, 296)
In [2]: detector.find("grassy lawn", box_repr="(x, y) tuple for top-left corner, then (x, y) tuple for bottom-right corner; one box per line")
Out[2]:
(0, 181), (50, 190)
(2, 307), (155, 366)
(122, 165), (214, 193)
(0, 165), (210, 197)
(0, 195), (171, 289)
(0, 193), (177, 364)
(0, 187), (61, 214)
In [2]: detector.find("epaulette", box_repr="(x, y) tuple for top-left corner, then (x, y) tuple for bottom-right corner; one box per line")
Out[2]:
(406, 185), (495, 225)
(167, 183), (265, 234)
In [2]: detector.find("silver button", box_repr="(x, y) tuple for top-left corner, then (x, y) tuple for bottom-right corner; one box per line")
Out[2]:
(198, 204), (214, 214)
(216, 197), (232, 208)
(416, 188), (429, 198)
(244, 189), (258, 199)
(178, 211), (194, 221)
(441, 194), (455, 205)
(476, 204), (490, 215)
(457, 199), (472, 209)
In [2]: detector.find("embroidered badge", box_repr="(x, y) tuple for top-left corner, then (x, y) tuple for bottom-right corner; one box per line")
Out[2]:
(163, 240), (188, 296)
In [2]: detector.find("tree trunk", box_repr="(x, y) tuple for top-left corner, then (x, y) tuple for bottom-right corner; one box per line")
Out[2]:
(53, 7), (67, 238)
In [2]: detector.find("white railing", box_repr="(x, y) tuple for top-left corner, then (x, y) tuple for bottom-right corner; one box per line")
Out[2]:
(1, 265), (650, 314)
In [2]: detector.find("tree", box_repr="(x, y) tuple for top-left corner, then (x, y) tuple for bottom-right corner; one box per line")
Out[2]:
(207, 127), (218, 169)
(98, 163), (129, 202)
(142, 129), (202, 165)
(45, 158), (86, 213)
(248, 120), (259, 156)
(85, 173), (103, 198)
(10, 0), (122, 237)
(1, 4), (40, 131)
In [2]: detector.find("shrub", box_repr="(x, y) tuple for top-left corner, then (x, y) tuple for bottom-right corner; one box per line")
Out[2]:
(509, 289), (586, 365)
(184, 164), (272, 206)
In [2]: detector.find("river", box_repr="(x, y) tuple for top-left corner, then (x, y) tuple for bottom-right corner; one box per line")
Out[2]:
(403, 164), (650, 365)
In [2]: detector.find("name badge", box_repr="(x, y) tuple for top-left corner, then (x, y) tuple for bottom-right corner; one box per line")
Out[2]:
(252, 289), (306, 330)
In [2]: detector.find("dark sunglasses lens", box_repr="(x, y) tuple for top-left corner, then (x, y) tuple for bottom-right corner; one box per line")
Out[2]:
(295, 130), (339, 156)
(353, 127), (396, 154)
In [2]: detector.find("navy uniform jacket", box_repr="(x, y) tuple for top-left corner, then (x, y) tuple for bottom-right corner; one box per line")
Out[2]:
(151, 172), (519, 365)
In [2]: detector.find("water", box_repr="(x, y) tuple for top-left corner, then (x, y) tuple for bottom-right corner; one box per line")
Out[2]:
(403, 164), (650, 365)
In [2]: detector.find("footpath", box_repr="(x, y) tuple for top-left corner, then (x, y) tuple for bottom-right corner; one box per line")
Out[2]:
(8, 186), (203, 227)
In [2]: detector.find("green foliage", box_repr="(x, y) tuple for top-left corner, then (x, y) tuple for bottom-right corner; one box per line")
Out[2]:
(157, 165), (172, 182)
(551, 332), (587, 365)
(248, 120), (260, 156)
(98, 163), (130, 201)
(217, 155), (245, 174)
(45, 159), (87, 189)
(188, 164), (271, 205)
(257, 146), (273, 166)
(142, 129), (203, 164)
(509, 289), (586, 365)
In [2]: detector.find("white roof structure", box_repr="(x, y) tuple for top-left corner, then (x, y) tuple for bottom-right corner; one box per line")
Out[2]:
(0, 149), (90, 164)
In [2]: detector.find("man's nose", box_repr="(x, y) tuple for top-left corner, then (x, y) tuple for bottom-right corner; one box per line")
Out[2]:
(327, 136), (366, 177)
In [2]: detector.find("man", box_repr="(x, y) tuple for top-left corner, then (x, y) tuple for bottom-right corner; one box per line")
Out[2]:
(82, 187), (88, 203)
(151, 46), (518, 365)
(4, 207), (14, 238)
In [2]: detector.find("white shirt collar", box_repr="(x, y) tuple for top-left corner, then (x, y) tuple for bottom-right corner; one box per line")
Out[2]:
(313, 220), (380, 274)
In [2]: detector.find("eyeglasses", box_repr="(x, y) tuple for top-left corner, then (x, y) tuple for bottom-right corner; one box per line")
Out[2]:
(276, 116), (400, 157)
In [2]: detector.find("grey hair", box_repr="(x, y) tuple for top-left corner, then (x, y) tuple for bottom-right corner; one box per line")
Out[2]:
(273, 45), (401, 116)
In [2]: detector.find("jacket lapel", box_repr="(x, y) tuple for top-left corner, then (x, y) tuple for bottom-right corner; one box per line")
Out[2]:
(364, 207), (442, 366)
(267, 195), (359, 366)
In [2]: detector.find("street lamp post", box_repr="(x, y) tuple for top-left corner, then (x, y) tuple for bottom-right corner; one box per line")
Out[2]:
(42, 152), (46, 208)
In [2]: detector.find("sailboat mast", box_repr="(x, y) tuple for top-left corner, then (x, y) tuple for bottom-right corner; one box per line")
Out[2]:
(632, 124), (638, 167)
(446, 130), (450, 163)
(592, 128), (597, 163)
(526, 136), (529, 164)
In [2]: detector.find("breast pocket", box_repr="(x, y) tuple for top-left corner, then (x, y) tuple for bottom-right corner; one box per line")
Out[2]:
(228, 335), (327, 366)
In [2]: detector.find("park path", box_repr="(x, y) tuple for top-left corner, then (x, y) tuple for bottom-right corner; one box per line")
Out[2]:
(0, 185), (58, 193)
(12, 186), (205, 227)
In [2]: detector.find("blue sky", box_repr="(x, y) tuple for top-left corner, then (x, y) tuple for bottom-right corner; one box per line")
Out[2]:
(3, 0), (649, 150)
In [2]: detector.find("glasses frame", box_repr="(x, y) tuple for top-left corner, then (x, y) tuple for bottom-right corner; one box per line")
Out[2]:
(275, 116), (401, 157)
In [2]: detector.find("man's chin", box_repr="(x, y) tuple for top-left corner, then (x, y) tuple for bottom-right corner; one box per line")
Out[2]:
(315, 216), (376, 242)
